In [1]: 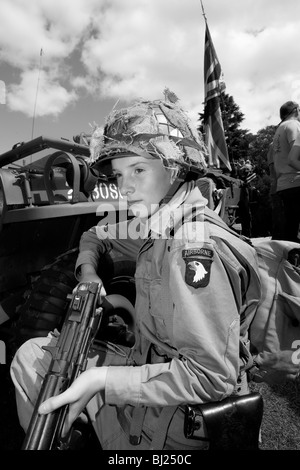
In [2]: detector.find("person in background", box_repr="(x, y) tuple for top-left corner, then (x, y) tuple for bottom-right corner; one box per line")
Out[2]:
(266, 143), (286, 240)
(10, 91), (261, 450)
(288, 131), (300, 171)
(237, 159), (256, 238)
(272, 100), (300, 242)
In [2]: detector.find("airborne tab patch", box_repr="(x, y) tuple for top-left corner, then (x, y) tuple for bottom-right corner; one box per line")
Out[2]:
(182, 248), (214, 288)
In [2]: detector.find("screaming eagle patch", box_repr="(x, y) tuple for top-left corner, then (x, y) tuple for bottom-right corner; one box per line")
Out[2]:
(182, 247), (214, 288)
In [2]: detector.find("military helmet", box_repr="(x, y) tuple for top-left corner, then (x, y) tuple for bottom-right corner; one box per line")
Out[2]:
(89, 89), (208, 180)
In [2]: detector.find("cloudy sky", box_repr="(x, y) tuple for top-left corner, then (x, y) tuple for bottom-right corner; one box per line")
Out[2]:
(1, 0), (300, 156)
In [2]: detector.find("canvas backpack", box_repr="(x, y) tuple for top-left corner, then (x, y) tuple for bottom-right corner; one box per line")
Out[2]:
(205, 207), (300, 385)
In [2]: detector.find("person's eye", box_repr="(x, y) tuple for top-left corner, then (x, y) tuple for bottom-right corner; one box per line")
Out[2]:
(113, 172), (122, 179)
(134, 168), (144, 174)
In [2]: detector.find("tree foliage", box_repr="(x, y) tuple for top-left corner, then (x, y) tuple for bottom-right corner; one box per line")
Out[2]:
(219, 93), (249, 162)
(245, 125), (278, 237)
(198, 92), (279, 237)
(247, 125), (277, 175)
(198, 92), (253, 163)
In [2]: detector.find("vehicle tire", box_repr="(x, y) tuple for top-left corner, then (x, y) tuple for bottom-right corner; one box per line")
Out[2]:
(14, 247), (136, 347)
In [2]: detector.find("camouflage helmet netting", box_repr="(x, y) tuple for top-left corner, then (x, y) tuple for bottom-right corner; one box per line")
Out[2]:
(89, 89), (208, 175)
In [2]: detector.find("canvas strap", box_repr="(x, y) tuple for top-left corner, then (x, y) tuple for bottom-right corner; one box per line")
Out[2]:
(129, 407), (147, 445)
(149, 406), (178, 450)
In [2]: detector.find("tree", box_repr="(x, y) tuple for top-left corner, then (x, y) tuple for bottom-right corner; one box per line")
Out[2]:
(219, 93), (249, 162)
(246, 125), (278, 210)
(198, 92), (252, 163)
(248, 125), (277, 175)
(246, 125), (277, 237)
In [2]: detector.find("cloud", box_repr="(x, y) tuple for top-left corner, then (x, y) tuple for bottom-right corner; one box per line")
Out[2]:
(8, 69), (77, 117)
(0, 80), (6, 104)
(74, 0), (300, 131)
(0, 0), (99, 116)
(0, 0), (92, 67)
(78, 1), (205, 124)
(2, 0), (300, 133)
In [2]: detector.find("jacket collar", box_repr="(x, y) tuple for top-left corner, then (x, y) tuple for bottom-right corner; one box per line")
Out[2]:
(140, 181), (208, 238)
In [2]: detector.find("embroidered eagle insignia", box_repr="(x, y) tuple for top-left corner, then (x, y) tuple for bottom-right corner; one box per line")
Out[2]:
(182, 247), (214, 288)
(188, 260), (208, 283)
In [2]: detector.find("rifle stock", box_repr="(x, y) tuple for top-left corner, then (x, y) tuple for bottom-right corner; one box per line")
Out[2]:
(22, 281), (103, 450)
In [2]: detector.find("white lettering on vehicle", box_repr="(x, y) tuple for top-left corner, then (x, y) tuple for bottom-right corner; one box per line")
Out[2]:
(68, 182), (123, 201)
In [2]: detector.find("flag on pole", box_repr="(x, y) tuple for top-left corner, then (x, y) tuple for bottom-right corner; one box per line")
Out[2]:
(203, 22), (231, 171)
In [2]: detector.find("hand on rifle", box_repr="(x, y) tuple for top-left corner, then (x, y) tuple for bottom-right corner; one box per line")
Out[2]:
(76, 263), (107, 303)
(38, 366), (108, 438)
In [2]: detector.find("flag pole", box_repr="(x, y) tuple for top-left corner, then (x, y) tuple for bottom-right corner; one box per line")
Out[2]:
(200, 0), (207, 22)
(199, 1), (231, 172)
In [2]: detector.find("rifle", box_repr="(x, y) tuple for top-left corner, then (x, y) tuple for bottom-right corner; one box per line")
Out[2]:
(22, 281), (104, 450)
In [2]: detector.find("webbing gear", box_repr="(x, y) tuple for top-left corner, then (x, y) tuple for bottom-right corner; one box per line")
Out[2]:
(127, 406), (178, 449)
(129, 407), (147, 445)
(149, 406), (178, 450)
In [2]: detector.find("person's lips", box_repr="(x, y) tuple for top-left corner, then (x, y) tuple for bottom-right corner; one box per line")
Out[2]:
(127, 200), (142, 207)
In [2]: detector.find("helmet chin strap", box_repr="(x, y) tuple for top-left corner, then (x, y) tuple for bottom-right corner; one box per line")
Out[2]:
(158, 162), (206, 207)
(159, 166), (189, 206)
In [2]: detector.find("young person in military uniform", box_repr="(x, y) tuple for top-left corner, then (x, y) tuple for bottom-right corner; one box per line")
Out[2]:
(10, 91), (261, 450)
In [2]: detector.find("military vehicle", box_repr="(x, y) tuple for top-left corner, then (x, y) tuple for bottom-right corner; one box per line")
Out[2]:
(0, 134), (137, 350)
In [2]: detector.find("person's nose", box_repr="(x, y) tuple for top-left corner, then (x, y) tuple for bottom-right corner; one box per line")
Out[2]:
(119, 175), (135, 197)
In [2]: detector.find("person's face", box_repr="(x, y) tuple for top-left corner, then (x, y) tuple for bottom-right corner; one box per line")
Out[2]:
(111, 155), (176, 219)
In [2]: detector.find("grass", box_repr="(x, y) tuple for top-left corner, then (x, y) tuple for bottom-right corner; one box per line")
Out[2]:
(250, 380), (300, 450)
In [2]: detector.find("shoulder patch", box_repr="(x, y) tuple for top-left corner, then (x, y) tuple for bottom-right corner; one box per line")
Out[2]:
(182, 248), (214, 288)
